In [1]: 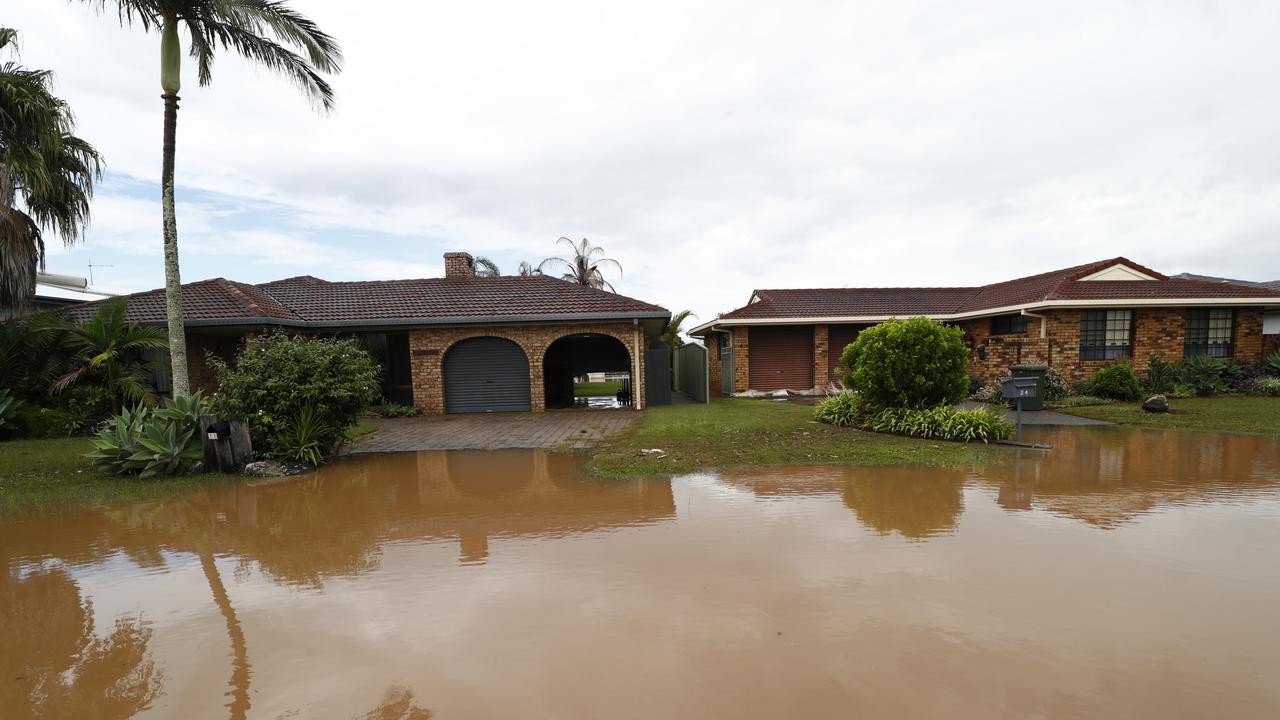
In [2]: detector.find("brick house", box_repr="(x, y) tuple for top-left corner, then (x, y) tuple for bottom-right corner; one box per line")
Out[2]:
(64, 252), (670, 414)
(690, 258), (1280, 394)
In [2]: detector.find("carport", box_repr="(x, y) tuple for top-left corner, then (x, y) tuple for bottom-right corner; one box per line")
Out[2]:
(543, 333), (632, 409)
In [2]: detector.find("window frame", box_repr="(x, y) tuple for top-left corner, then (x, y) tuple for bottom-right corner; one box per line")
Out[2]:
(1184, 308), (1234, 358)
(989, 314), (1030, 336)
(1079, 309), (1134, 361)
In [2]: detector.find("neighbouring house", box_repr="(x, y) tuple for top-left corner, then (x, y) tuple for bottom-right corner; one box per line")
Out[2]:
(0, 272), (113, 319)
(62, 252), (671, 414)
(691, 258), (1280, 395)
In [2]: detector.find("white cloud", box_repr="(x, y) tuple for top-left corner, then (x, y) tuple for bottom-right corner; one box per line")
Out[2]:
(11, 0), (1280, 316)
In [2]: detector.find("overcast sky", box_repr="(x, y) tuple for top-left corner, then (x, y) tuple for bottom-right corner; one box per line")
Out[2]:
(11, 1), (1280, 320)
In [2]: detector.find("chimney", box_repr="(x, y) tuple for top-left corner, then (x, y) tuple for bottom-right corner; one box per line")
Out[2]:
(443, 252), (474, 278)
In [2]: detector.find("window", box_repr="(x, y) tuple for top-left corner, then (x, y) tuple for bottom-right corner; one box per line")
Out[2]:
(990, 314), (1029, 335)
(1184, 309), (1234, 357)
(1080, 310), (1133, 360)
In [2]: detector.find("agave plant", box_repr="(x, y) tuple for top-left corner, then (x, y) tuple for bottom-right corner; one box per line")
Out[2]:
(1266, 350), (1280, 376)
(0, 388), (22, 430)
(87, 392), (207, 476)
(86, 405), (152, 473)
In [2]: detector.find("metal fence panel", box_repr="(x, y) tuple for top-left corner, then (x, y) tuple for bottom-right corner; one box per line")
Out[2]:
(673, 343), (709, 403)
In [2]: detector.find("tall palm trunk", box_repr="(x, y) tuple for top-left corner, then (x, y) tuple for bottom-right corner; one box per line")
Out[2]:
(160, 18), (190, 395)
(200, 548), (250, 720)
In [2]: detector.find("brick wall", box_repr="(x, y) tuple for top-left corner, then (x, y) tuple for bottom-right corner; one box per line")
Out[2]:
(185, 331), (247, 393)
(408, 322), (646, 414)
(812, 324), (829, 389)
(732, 326), (750, 392)
(706, 333), (723, 396)
(443, 252), (475, 278)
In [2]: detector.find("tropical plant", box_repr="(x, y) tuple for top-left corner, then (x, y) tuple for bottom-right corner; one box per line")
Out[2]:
(36, 298), (168, 411)
(0, 387), (22, 431)
(469, 256), (500, 277)
(1177, 355), (1229, 397)
(855, 404), (1012, 443)
(1222, 360), (1268, 394)
(0, 28), (102, 315)
(660, 309), (697, 348)
(1143, 353), (1178, 394)
(271, 402), (340, 466)
(1250, 377), (1280, 397)
(840, 317), (969, 409)
(209, 333), (378, 459)
(517, 261), (541, 276)
(81, 1), (343, 396)
(538, 237), (623, 291)
(1084, 363), (1143, 401)
(1265, 350), (1280, 376)
(813, 392), (864, 427)
(87, 392), (207, 477)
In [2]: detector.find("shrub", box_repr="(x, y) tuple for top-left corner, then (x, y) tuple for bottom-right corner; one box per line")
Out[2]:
(1222, 361), (1267, 394)
(1177, 355), (1228, 397)
(813, 392), (864, 427)
(858, 405), (1012, 443)
(272, 402), (341, 466)
(1250, 378), (1280, 397)
(378, 402), (420, 418)
(210, 333), (380, 459)
(970, 382), (1004, 404)
(87, 393), (207, 477)
(1042, 367), (1068, 402)
(1084, 363), (1143, 401)
(1143, 354), (1178, 394)
(840, 317), (968, 409)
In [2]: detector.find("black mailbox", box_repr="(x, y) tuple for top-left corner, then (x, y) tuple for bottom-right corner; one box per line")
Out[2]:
(1000, 377), (1038, 400)
(206, 419), (231, 441)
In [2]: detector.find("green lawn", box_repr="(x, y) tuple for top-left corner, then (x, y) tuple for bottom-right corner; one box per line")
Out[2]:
(0, 436), (241, 515)
(345, 421), (379, 440)
(584, 398), (1003, 477)
(574, 381), (623, 397)
(1062, 396), (1280, 434)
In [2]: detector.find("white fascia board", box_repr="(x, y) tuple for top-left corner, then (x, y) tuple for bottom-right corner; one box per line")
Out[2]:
(694, 296), (1280, 331)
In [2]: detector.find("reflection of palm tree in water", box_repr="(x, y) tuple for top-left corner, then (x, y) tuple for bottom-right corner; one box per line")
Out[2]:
(200, 547), (250, 720)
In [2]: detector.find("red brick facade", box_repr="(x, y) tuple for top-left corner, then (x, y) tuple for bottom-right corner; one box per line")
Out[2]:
(710, 307), (1272, 392)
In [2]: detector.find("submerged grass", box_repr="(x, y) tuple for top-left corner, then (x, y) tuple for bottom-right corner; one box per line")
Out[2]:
(1061, 396), (1280, 434)
(0, 436), (240, 516)
(584, 398), (1003, 477)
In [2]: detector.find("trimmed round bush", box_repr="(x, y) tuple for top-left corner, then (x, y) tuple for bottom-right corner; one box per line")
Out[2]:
(1084, 363), (1143, 401)
(840, 317), (969, 409)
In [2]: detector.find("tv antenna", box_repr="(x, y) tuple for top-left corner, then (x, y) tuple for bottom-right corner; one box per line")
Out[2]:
(88, 259), (113, 285)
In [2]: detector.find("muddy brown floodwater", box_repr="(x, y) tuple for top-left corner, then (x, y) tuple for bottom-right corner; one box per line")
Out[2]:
(3, 426), (1280, 719)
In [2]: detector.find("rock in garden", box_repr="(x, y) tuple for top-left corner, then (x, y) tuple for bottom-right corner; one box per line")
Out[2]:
(243, 459), (314, 477)
(1142, 395), (1169, 413)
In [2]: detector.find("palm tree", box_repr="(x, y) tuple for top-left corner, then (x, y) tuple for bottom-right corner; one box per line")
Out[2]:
(538, 237), (623, 291)
(81, 1), (343, 397)
(470, 255), (500, 277)
(37, 298), (169, 411)
(0, 28), (102, 317)
(517, 261), (540, 276)
(660, 309), (697, 348)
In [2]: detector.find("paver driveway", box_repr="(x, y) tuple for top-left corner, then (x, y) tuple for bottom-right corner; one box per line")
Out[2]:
(347, 410), (639, 453)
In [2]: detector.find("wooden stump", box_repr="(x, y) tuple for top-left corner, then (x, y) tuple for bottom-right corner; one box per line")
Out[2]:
(198, 416), (254, 473)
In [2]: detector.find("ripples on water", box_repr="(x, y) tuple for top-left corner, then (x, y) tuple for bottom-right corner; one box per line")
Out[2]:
(2, 426), (1279, 718)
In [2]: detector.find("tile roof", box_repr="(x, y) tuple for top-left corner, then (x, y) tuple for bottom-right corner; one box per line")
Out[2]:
(709, 257), (1280, 325)
(65, 275), (668, 327)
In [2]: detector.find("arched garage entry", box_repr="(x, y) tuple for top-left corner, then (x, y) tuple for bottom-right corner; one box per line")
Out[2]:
(543, 333), (631, 409)
(443, 337), (532, 413)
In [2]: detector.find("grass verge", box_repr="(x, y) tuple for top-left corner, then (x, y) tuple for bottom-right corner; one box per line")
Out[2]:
(346, 421), (379, 440)
(584, 398), (1004, 477)
(574, 381), (623, 397)
(1061, 396), (1280, 434)
(0, 437), (240, 516)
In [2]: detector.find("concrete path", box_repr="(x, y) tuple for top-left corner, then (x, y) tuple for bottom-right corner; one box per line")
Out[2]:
(959, 401), (1112, 426)
(346, 409), (639, 454)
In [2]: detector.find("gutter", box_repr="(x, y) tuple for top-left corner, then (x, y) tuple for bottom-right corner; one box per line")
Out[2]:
(1020, 309), (1049, 339)
(143, 310), (672, 331)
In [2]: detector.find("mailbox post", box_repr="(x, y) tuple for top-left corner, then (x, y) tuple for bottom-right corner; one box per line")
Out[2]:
(1000, 377), (1039, 443)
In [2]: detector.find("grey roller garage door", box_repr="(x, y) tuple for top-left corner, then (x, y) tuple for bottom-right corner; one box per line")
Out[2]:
(444, 337), (532, 413)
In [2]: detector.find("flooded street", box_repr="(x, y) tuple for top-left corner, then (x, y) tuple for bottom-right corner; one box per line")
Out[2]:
(4, 427), (1280, 719)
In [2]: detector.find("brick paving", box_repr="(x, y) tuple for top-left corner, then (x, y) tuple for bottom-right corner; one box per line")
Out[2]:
(346, 410), (640, 453)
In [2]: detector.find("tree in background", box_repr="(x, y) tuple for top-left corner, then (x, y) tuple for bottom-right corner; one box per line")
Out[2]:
(660, 309), (697, 348)
(539, 237), (623, 291)
(80, 0), (343, 396)
(470, 255), (500, 277)
(0, 28), (102, 317)
(38, 298), (168, 412)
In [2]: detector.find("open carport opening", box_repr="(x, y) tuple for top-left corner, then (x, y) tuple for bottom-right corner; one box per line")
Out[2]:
(543, 334), (632, 409)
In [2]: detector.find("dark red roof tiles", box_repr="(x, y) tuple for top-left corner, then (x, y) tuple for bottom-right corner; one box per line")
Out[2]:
(715, 257), (1280, 322)
(67, 275), (667, 326)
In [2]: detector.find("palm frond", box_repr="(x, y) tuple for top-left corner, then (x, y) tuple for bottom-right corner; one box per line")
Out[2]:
(470, 255), (501, 277)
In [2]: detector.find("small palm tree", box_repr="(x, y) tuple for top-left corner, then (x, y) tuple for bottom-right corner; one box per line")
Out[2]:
(470, 255), (501, 277)
(539, 237), (623, 291)
(660, 309), (698, 348)
(0, 28), (102, 316)
(38, 298), (169, 411)
(517, 261), (541, 277)
(80, 0), (343, 397)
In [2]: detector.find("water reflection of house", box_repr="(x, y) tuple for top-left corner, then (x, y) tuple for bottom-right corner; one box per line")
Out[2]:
(717, 465), (969, 541)
(985, 428), (1280, 528)
(207, 450), (676, 575)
